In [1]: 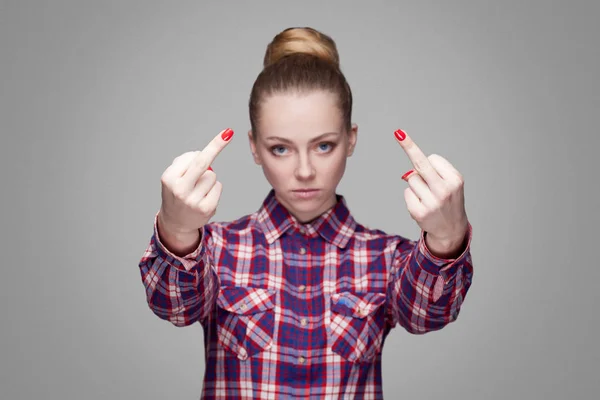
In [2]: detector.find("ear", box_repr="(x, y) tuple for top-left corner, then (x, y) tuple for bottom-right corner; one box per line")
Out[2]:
(346, 123), (358, 157)
(248, 129), (262, 165)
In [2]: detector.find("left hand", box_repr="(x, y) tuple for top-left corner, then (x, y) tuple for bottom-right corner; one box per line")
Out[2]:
(394, 129), (469, 251)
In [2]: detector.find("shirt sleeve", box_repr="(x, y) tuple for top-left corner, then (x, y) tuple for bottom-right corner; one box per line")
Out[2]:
(387, 223), (474, 334)
(137, 212), (220, 327)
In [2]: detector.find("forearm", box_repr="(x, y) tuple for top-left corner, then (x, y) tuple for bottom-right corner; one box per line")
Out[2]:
(391, 225), (474, 334)
(139, 253), (216, 326)
(137, 214), (219, 326)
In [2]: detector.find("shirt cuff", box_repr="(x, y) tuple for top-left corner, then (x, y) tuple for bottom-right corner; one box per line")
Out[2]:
(416, 222), (473, 277)
(153, 211), (204, 272)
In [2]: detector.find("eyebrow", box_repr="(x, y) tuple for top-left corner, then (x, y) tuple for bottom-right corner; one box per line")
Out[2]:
(264, 132), (340, 144)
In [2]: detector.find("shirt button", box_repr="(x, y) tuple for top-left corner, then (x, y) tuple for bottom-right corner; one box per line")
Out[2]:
(298, 285), (306, 292)
(298, 356), (306, 364)
(239, 303), (247, 310)
(238, 346), (248, 360)
(300, 318), (308, 326)
(299, 247), (307, 255)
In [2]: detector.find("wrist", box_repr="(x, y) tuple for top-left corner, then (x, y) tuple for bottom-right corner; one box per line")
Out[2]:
(157, 211), (197, 238)
(425, 225), (468, 259)
(157, 213), (200, 252)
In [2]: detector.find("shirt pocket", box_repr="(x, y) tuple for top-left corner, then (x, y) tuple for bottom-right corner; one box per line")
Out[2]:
(328, 291), (387, 363)
(216, 286), (276, 360)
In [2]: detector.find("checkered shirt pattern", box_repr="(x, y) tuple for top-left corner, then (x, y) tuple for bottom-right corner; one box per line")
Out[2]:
(138, 190), (474, 399)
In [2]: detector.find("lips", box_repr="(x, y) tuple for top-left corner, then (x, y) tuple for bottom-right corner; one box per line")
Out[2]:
(291, 188), (321, 199)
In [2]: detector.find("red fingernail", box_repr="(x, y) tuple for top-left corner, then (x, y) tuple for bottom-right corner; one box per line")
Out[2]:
(402, 169), (415, 181)
(221, 128), (234, 141)
(394, 129), (406, 141)
(208, 166), (213, 171)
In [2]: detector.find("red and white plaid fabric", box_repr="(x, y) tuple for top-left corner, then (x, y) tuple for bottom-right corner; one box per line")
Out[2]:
(139, 189), (474, 399)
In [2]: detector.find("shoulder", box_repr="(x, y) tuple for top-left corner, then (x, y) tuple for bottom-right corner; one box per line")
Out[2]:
(352, 222), (393, 245)
(350, 220), (414, 251)
(203, 211), (262, 241)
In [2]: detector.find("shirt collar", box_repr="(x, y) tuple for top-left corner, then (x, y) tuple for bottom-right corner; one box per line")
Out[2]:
(256, 189), (357, 248)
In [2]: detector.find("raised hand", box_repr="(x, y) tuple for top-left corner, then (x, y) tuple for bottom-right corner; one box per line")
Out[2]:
(158, 128), (234, 237)
(394, 129), (469, 256)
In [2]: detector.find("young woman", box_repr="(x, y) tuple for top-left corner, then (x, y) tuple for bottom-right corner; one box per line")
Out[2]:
(139, 27), (473, 399)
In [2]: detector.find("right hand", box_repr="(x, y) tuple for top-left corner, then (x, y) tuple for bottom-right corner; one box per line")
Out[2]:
(158, 128), (234, 236)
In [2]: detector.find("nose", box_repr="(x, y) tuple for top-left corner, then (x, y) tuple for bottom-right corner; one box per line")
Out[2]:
(294, 153), (316, 181)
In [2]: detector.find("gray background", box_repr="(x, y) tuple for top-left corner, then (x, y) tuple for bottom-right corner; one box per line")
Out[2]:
(1, 0), (598, 399)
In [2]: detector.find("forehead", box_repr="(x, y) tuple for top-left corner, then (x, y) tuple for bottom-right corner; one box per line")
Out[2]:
(259, 91), (343, 140)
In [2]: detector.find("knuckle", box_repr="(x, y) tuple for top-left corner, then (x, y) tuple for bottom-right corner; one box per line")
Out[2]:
(450, 181), (463, 193)
(173, 151), (191, 164)
(205, 170), (217, 182)
(447, 176), (463, 191)
(412, 210), (425, 222)
(160, 172), (170, 185)
(172, 186), (188, 200)
(161, 165), (177, 183)
(197, 202), (213, 216)
(183, 198), (197, 209)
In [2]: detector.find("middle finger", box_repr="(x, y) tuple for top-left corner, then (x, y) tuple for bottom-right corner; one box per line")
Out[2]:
(394, 129), (443, 186)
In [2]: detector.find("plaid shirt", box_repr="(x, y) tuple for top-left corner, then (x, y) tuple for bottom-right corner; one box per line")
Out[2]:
(138, 189), (473, 399)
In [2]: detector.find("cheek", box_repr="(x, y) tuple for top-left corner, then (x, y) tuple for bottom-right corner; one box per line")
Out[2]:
(325, 152), (348, 177)
(260, 157), (289, 184)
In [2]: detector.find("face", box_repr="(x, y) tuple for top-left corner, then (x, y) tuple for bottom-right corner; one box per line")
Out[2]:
(249, 91), (358, 223)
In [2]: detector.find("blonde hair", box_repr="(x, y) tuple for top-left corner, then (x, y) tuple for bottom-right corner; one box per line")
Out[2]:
(249, 27), (352, 136)
(263, 27), (340, 69)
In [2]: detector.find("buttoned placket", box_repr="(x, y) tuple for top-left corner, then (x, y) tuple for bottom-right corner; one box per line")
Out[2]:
(295, 226), (310, 365)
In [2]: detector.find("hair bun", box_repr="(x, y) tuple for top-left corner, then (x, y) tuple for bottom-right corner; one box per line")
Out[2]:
(263, 27), (340, 69)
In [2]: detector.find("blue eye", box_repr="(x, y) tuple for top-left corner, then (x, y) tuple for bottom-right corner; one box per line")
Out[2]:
(271, 145), (288, 156)
(317, 142), (334, 152)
